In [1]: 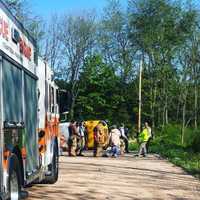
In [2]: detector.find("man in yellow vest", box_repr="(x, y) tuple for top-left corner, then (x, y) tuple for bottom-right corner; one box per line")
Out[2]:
(138, 123), (150, 157)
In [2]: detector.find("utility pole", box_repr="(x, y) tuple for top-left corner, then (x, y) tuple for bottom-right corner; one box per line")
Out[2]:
(138, 59), (143, 133)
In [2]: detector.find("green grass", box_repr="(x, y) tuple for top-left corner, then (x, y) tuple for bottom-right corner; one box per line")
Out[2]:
(129, 139), (139, 151)
(149, 124), (200, 178)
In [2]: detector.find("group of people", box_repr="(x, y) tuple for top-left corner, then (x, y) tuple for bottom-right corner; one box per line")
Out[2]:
(66, 120), (130, 158)
(93, 122), (129, 158)
(66, 119), (152, 158)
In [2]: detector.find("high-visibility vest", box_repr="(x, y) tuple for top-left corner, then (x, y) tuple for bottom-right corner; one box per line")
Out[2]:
(139, 128), (149, 142)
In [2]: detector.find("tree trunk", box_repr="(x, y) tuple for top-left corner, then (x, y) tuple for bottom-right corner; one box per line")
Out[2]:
(176, 95), (181, 123)
(162, 75), (167, 127)
(165, 94), (168, 125)
(165, 107), (168, 124)
(181, 101), (186, 145)
(69, 95), (75, 119)
(194, 83), (198, 129)
(152, 85), (157, 129)
(162, 108), (165, 128)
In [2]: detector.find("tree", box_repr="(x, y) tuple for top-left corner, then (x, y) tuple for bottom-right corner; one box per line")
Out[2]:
(99, 0), (136, 83)
(42, 14), (63, 76)
(76, 55), (130, 124)
(128, 0), (197, 129)
(59, 13), (97, 118)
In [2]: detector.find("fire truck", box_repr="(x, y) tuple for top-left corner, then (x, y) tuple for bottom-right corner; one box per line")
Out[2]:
(0, 1), (60, 199)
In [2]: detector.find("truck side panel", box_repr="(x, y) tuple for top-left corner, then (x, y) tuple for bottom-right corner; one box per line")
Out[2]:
(2, 58), (23, 122)
(0, 54), (4, 198)
(24, 73), (38, 173)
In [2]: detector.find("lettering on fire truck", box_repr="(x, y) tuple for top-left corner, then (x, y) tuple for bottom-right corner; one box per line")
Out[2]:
(0, 17), (9, 40)
(19, 39), (32, 60)
(0, 15), (32, 60)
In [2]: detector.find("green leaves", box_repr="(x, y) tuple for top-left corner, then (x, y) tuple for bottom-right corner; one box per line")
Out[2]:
(74, 55), (130, 123)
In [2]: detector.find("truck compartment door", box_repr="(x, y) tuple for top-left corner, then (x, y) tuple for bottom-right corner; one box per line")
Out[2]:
(24, 73), (39, 173)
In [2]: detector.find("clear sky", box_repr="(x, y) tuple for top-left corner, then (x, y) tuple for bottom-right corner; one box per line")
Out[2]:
(30, 0), (113, 19)
(30, 0), (200, 20)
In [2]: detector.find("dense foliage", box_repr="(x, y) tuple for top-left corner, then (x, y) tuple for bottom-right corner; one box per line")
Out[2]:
(55, 0), (200, 146)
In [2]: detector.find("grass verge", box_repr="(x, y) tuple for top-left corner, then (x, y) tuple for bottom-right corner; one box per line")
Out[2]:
(128, 124), (200, 178)
(151, 124), (200, 179)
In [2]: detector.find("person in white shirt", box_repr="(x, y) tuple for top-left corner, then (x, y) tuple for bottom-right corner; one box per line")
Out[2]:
(119, 123), (129, 153)
(110, 125), (121, 157)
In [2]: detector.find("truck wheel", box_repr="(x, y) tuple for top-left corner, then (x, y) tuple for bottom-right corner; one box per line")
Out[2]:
(8, 155), (21, 200)
(43, 146), (59, 184)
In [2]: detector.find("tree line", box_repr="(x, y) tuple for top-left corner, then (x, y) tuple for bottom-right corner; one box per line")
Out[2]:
(4, 0), (200, 145)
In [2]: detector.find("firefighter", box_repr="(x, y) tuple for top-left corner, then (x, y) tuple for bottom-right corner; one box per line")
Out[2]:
(76, 122), (85, 156)
(93, 121), (107, 157)
(68, 120), (79, 156)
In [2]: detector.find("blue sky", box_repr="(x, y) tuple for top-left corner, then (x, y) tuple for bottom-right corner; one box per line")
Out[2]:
(31, 0), (113, 19)
(30, 0), (200, 20)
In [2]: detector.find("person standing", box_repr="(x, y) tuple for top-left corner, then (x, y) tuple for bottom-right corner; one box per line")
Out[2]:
(145, 122), (152, 153)
(110, 125), (121, 158)
(68, 120), (79, 156)
(76, 122), (85, 156)
(137, 124), (150, 157)
(83, 122), (88, 150)
(119, 123), (129, 153)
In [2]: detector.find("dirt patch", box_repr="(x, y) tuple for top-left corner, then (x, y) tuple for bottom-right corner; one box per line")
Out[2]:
(27, 152), (200, 200)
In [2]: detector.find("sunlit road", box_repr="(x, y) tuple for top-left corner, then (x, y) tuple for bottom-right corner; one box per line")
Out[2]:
(27, 152), (200, 200)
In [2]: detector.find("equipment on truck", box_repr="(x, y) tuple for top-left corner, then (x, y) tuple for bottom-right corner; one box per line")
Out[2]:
(0, 1), (60, 199)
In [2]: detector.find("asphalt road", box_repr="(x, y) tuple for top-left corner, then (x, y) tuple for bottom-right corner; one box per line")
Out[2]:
(27, 152), (200, 200)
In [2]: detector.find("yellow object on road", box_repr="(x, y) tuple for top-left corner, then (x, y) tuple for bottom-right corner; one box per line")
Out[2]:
(85, 120), (109, 149)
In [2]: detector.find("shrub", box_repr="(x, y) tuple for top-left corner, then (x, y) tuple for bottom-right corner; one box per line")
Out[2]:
(191, 131), (200, 153)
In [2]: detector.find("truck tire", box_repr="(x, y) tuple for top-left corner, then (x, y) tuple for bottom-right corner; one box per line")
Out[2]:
(42, 145), (59, 184)
(8, 155), (21, 200)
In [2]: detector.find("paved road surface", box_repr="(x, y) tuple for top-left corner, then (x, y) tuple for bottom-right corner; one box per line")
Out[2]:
(27, 153), (200, 200)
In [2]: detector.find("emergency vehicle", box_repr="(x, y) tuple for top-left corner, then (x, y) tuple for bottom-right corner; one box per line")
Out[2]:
(0, 1), (60, 199)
